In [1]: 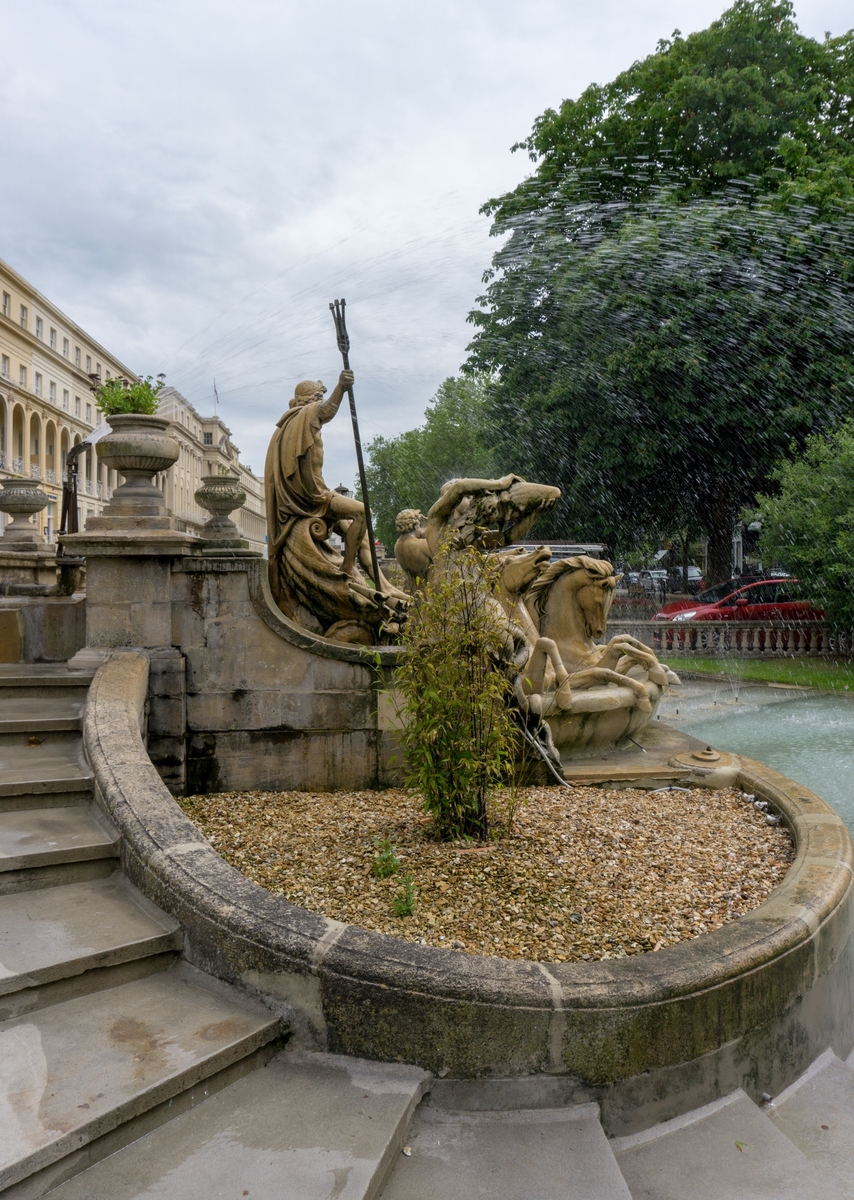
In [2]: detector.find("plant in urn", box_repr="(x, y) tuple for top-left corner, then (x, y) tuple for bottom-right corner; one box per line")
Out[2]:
(91, 375), (179, 528)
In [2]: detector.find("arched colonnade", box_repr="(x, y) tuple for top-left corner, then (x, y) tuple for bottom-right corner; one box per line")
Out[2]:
(0, 391), (122, 540)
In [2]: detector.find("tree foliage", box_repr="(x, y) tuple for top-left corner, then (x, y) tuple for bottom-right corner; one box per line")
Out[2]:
(489, 0), (854, 222)
(364, 375), (497, 549)
(757, 422), (854, 629)
(468, 192), (854, 579)
(468, 1), (854, 581)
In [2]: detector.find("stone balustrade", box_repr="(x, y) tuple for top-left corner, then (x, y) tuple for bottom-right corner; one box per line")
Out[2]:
(609, 619), (852, 658)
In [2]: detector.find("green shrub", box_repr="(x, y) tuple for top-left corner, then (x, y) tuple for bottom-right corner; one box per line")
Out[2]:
(395, 541), (519, 841)
(94, 374), (165, 416)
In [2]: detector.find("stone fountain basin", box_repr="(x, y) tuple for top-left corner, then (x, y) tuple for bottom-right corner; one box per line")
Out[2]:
(85, 651), (854, 1136)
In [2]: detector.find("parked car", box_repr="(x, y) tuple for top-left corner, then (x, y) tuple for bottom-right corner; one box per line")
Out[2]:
(652, 578), (822, 622)
(667, 565), (705, 594)
(638, 568), (668, 595)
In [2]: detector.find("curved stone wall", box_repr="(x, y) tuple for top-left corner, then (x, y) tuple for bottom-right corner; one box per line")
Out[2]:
(85, 649), (854, 1135)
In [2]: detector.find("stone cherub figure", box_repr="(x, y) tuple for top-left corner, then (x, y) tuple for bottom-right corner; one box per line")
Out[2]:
(394, 509), (430, 594)
(265, 371), (407, 642)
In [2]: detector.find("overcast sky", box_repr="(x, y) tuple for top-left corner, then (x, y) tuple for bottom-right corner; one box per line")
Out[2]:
(2, 0), (850, 486)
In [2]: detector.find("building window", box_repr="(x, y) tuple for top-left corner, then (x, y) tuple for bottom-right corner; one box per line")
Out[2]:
(34, 372), (42, 395)
(20, 306), (27, 330)
(35, 317), (43, 340)
(0, 355), (8, 378)
(19, 366), (27, 387)
(75, 347), (81, 367)
(86, 402), (92, 423)
(106, 370), (111, 380)
(74, 396), (80, 417)
(63, 338), (69, 359)
(203, 431), (213, 445)
(49, 327), (56, 349)
(96, 410), (101, 427)
(49, 381), (56, 403)
(86, 355), (92, 373)
(95, 362), (101, 379)
(1, 293), (9, 317)
(62, 389), (69, 411)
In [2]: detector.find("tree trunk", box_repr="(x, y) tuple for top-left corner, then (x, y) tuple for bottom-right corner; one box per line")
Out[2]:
(702, 501), (737, 585)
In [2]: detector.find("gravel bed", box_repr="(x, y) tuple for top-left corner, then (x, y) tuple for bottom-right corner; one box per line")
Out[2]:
(178, 785), (794, 963)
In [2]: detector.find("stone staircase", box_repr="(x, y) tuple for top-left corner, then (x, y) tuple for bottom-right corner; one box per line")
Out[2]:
(1, 662), (854, 1198)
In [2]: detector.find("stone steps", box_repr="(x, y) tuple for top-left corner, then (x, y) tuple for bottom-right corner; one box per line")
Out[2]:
(42, 1048), (430, 1200)
(0, 803), (118, 891)
(767, 1047), (854, 1194)
(0, 743), (92, 802)
(0, 874), (182, 1003)
(0, 663), (290, 1200)
(379, 1101), (631, 1200)
(0, 699), (83, 735)
(612, 1089), (848, 1199)
(0, 964), (282, 1196)
(0, 665), (94, 701)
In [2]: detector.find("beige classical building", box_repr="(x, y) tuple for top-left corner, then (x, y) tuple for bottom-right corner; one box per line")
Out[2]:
(156, 387), (266, 555)
(0, 256), (138, 538)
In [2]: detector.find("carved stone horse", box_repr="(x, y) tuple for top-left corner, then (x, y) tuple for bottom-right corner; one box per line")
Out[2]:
(521, 556), (680, 754)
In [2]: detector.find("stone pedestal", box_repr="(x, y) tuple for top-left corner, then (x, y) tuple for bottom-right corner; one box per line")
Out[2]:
(60, 529), (202, 668)
(0, 548), (59, 589)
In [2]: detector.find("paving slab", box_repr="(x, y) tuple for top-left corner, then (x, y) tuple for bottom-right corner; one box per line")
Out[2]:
(0, 804), (117, 872)
(46, 1048), (429, 1200)
(613, 1090), (846, 1200)
(768, 1049), (854, 1192)
(0, 874), (181, 994)
(0, 964), (281, 1191)
(379, 1103), (631, 1200)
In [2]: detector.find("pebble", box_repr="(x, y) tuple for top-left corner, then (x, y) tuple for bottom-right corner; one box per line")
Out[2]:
(178, 784), (794, 964)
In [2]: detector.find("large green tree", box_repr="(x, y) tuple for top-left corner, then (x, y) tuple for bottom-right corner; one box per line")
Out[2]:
(469, 194), (854, 579)
(468, 0), (854, 581)
(758, 422), (854, 629)
(364, 375), (496, 550)
(491, 0), (854, 221)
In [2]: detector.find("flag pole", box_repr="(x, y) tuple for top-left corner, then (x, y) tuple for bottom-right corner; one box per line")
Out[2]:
(329, 298), (381, 588)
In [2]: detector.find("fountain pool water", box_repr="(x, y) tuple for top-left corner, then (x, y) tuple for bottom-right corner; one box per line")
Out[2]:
(659, 680), (854, 835)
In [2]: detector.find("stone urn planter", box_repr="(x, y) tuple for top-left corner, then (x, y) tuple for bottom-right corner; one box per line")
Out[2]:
(0, 479), (49, 546)
(96, 413), (180, 520)
(195, 472), (246, 539)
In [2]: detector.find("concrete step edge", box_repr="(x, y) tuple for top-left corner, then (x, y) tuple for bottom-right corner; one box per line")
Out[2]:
(0, 873), (183, 997)
(609, 1089), (744, 1153)
(0, 805), (119, 874)
(0, 774), (93, 798)
(0, 719), (82, 733)
(766, 1048), (840, 1111)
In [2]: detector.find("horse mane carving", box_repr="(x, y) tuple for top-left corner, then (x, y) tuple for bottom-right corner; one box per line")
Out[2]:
(526, 555), (620, 619)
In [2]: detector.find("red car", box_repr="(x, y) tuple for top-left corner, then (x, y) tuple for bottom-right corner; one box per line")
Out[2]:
(652, 578), (823, 622)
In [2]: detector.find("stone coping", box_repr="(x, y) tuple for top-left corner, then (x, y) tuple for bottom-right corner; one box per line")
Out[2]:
(84, 649), (854, 1134)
